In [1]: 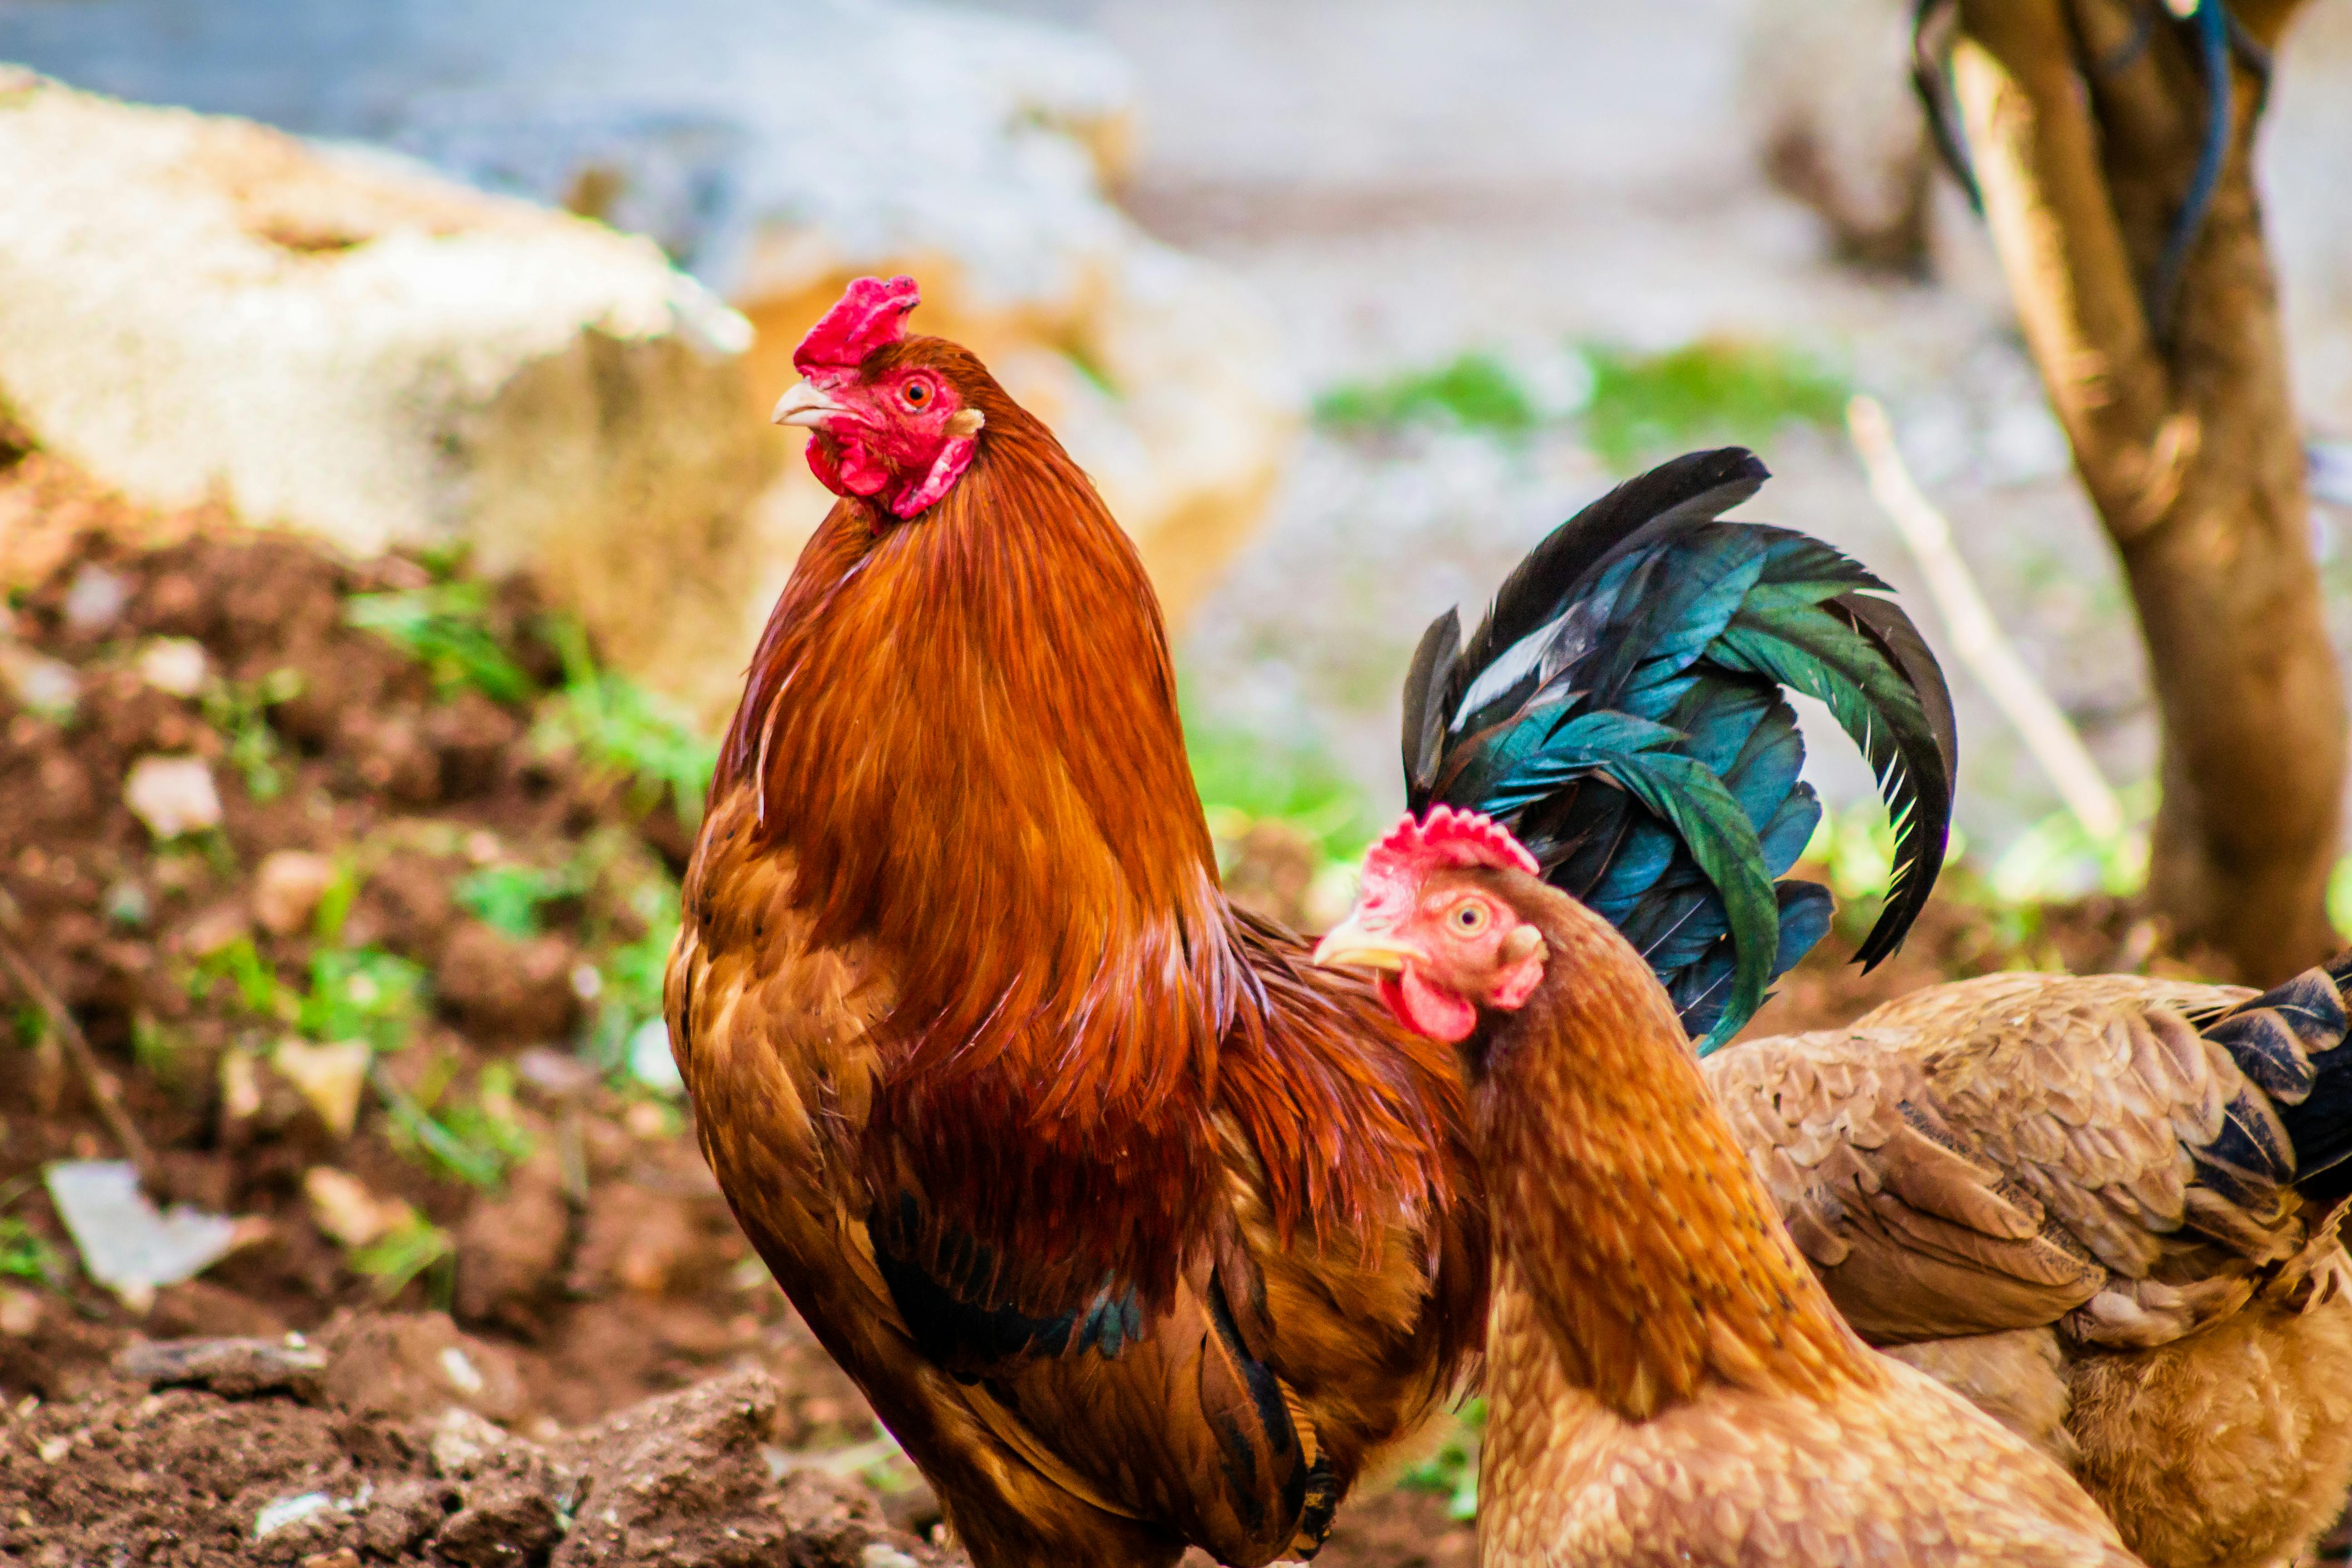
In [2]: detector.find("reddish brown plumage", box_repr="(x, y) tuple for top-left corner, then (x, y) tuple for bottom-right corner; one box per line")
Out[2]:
(686, 331), (1485, 1564)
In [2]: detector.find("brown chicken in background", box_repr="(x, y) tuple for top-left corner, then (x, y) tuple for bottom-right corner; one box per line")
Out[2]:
(665, 276), (1488, 1568)
(1709, 971), (2352, 1568)
(1314, 807), (2142, 1566)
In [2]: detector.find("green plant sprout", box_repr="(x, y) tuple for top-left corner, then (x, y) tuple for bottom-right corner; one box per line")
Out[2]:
(1311, 338), (1848, 472)
(370, 1057), (531, 1189)
(1180, 692), (1372, 865)
(1397, 1398), (1485, 1521)
(201, 667), (303, 800)
(1315, 353), (1539, 436)
(534, 616), (717, 831)
(0, 1219), (64, 1288)
(351, 1210), (454, 1301)
(455, 862), (579, 938)
(1577, 340), (1847, 471)
(583, 876), (683, 1086)
(345, 582), (537, 704)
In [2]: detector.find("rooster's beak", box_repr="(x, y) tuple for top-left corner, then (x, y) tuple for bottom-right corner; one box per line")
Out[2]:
(772, 379), (847, 428)
(1312, 913), (1420, 974)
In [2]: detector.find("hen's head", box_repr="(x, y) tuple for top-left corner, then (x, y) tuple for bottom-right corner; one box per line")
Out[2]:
(1313, 807), (1549, 1044)
(772, 275), (988, 520)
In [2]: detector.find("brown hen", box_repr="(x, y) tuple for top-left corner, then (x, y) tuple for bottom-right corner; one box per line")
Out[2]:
(1316, 808), (2144, 1567)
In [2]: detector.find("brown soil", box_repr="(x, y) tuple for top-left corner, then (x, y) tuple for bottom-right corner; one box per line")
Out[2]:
(0, 453), (938, 1564)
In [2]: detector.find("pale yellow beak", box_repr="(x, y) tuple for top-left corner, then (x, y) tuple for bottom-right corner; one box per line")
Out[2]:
(1311, 914), (1420, 974)
(771, 379), (846, 427)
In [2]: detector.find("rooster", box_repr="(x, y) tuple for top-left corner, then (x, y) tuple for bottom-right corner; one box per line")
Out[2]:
(1387, 446), (2352, 1567)
(1312, 807), (2141, 1566)
(668, 277), (1488, 1567)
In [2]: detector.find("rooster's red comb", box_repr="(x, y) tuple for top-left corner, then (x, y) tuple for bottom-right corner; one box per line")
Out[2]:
(1365, 807), (1539, 882)
(794, 275), (921, 375)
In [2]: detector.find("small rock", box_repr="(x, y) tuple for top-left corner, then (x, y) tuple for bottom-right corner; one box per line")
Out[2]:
(304, 1166), (416, 1250)
(179, 900), (251, 957)
(301, 1551), (362, 1568)
(254, 849), (338, 936)
(0, 647), (79, 721)
(0, 1284), (42, 1337)
(273, 1039), (371, 1139)
(629, 1017), (683, 1096)
(254, 1491), (333, 1540)
(512, 1046), (598, 1100)
(433, 1482), (562, 1568)
(62, 564), (127, 629)
(44, 1159), (242, 1308)
(124, 753), (223, 838)
(117, 1335), (328, 1401)
(319, 1311), (530, 1425)
(137, 636), (211, 696)
(357, 1479), (459, 1559)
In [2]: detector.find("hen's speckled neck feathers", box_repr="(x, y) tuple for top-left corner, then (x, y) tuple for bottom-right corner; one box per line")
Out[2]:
(1474, 876), (1882, 1420)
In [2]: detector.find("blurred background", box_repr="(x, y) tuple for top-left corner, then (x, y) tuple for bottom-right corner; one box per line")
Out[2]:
(3, 1), (2352, 1562)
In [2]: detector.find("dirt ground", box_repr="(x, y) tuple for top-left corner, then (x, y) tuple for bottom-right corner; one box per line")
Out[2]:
(0, 436), (2266, 1567)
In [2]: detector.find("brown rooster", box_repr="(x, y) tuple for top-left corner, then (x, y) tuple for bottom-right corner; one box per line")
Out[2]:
(1314, 807), (2143, 1566)
(665, 276), (1487, 1567)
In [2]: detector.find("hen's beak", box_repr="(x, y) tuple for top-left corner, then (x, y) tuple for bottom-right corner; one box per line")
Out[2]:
(772, 379), (846, 428)
(1312, 913), (1420, 974)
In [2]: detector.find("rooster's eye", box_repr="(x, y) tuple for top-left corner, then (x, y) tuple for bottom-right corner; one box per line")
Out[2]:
(902, 380), (932, 408)
(1450, 902), (1489, 936)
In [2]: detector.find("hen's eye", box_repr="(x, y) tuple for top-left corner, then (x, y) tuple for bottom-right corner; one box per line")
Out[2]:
(1451, 903), (1489, 936)
(902, 380), (932, 408)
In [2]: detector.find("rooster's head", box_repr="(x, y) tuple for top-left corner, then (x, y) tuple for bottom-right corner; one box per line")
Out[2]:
(772, 275), (987, 520)
(1313, 807), (1549, 1045)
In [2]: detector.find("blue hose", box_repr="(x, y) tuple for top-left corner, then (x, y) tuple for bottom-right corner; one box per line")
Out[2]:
(2148, 0), (2234, 342)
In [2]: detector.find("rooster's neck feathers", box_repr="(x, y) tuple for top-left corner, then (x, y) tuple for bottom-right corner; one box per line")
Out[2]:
(719, 346), (1345, 1309)
(1480, 882), (1881, 1420)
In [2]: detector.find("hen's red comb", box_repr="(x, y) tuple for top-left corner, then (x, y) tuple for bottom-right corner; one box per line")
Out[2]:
(1366, 806), (1539, 879)
(794, 275), (921, 374)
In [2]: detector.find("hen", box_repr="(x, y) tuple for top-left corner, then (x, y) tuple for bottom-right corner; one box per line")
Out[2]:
(1313, 807), (2141, 1567)
(666, 277), (1487, 1568)
(1404, 449), (2352, 1566)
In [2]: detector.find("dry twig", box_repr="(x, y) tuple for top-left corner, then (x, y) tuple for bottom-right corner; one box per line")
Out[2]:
(0, 886), (153, 1173)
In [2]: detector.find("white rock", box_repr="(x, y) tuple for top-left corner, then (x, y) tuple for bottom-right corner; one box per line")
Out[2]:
(273, 1038), (371, 1138)
(252, 848), (336, 936)
(304, 1165), (416, 1250)
(137, 636), (210, 697)
(122, 754), (222, 838)
(43, 1159), (242, 1309)
(0, 71), (779, 718)
(628, 1016), (683, 1097)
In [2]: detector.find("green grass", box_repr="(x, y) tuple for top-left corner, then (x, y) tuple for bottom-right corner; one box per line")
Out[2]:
(1315, 353), (1539, 437)
(534, 617), (717, 831)
(351, 1210), (454, 1300)
(200, 668), (303, 801)
(1397, 1399), (1485, 1521)
(583, 876), (683, 1088)
(1312, 338), (1849, 471)
(372, 1056), (532, 1190)
(345, 582), (537, 704)
(1579, 339), (1848, 471)
(0, 1219), (64, 1288)
(1181, 695), (1372, 864)
(454, 862), (578, 938)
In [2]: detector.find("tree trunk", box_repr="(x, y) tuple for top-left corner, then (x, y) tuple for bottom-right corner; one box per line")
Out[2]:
(1952, 0), (2342, 984)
